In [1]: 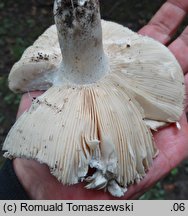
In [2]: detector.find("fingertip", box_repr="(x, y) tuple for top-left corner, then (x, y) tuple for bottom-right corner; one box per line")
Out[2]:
(139, 25), (171, 44)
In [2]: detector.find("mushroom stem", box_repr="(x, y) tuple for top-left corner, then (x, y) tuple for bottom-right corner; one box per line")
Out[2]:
(54, 0), (109, 85)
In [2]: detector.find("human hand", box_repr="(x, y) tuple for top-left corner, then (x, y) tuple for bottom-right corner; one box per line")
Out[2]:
(13, 0), (188, 199)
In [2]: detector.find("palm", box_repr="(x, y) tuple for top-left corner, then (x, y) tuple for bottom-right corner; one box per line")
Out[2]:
(14, 0), (188, 199)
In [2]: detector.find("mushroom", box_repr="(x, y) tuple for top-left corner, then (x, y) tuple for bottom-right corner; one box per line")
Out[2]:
(3, 0), (185, 197)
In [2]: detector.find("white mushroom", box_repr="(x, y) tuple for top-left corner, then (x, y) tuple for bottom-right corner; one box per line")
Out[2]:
(3, 0), (185, 197)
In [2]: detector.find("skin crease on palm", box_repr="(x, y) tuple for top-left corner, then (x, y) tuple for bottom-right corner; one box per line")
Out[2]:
(12, 0), (188, 200)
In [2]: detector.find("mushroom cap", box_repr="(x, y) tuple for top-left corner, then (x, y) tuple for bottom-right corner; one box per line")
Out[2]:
(8, 25), (62, 92)
(9, 20), (185, 122)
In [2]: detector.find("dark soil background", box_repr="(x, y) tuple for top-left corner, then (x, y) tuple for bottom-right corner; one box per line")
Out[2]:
(0, 0), (187, 199)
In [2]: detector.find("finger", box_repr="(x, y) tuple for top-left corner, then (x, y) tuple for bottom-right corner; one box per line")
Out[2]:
(139, 0), (188, 44)
(17, 91), (44, 118)
(184, 73), (188, 112)
(168, 26), (188, 74)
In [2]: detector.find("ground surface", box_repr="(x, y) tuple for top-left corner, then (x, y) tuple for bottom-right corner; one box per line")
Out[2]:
(0, 0), (187, 199)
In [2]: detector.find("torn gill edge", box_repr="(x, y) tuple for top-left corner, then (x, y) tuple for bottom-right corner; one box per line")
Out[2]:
(75, 140), (126, 196)
(83, 164), (126, 197)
